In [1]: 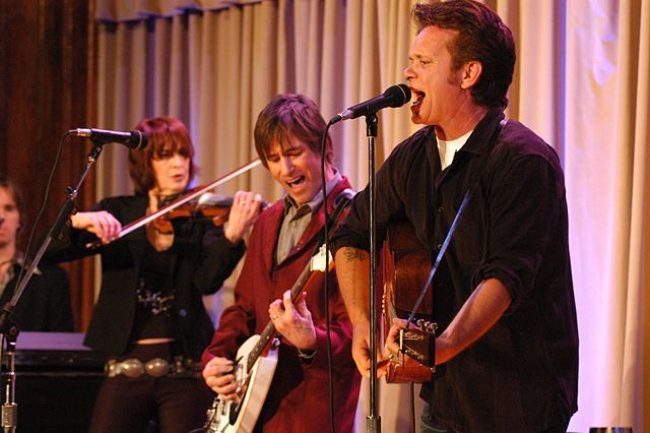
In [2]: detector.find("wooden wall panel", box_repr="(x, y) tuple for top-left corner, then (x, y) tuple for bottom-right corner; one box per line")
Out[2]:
(0, 0), (96, 331)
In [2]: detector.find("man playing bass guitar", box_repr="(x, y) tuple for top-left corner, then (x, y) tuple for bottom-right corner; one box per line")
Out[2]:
(201, 94), (361, 433)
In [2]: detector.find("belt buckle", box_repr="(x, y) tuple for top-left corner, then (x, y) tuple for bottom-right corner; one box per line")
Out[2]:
(106, 358), (145, 378)
(104, 357), (194, 379)
(145, 358), (171, 377)
(106, 358), (171, 378)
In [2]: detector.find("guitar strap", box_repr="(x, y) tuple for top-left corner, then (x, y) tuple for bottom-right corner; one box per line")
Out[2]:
(405, 190), (471, 326)
(316, 187), (355, 252)
(405, 118), (508, 326)
(330, 188), (355, 227)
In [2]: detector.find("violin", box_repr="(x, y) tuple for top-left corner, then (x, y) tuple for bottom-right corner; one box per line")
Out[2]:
(86, 159), (262, 248)
(151, 193), (233, 234)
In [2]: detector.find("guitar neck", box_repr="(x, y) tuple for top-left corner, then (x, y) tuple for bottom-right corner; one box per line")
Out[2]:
(246, 257), (329, 373)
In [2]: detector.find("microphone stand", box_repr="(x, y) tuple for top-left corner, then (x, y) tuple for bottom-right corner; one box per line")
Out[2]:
(0, 141), (105, 433)
(365, 113), (381, 433)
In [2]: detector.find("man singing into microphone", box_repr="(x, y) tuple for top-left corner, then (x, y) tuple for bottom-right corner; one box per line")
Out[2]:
(330, 1), (578, 432)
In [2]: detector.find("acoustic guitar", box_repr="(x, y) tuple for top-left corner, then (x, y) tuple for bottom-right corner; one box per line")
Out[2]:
(381, 222), (437, 383)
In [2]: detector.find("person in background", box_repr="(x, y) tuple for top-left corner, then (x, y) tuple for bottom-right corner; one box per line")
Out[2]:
(46, 116), (262, 433)
(330, 1), (579, 432)
(201, 94), (361, 432)
(0, 174), (73, 332)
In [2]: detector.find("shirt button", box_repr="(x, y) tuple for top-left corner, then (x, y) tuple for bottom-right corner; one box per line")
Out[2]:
(436, 243), (442, 251)
(437, 207), (444, 214)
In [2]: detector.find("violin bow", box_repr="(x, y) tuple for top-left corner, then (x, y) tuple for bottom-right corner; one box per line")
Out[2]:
(87, 159), (262, 249)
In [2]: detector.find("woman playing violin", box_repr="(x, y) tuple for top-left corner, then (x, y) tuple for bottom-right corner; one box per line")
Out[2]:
(46, 116), (261, 433)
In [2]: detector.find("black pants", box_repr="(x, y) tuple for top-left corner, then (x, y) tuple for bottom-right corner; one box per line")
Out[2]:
(89, 375), (212, 433)
(88, 344), (213, 433)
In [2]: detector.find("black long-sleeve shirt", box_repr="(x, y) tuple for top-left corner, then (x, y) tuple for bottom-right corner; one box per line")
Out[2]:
(1, 262), (74, 332)
(330, 109), (579, 432)
(45, 194), (245, 359)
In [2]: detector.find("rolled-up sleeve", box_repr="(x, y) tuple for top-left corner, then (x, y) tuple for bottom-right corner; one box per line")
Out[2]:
(473, 152), (565, 312)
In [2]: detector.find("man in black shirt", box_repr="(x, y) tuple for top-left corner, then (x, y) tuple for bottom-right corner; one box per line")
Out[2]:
(0, 175), (74, 332)
(329, 1), (578, 432)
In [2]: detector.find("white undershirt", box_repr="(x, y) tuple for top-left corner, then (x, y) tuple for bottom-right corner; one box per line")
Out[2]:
(436, 129), (473, 170)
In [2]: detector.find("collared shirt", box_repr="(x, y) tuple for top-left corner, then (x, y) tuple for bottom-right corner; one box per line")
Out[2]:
(275, 171), (342, 265)
(0, 253), (72, 332)
(330, 109), (578, 432)
(0, 254), (41, 298)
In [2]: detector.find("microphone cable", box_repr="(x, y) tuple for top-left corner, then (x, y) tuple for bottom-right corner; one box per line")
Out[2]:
(13, 130), (69, 294)
(321, 120), (336, 433)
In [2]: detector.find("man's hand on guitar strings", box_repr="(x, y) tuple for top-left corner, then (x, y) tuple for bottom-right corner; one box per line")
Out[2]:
(268, 290), (317, 353)
(202, 356), (242, 403)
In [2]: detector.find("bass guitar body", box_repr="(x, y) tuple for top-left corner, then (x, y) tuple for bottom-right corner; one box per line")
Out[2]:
(204, 244), (334, 432)
(204, 335), (279, 433)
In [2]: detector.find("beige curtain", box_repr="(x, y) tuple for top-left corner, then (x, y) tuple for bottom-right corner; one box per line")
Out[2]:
(95, 0), (650, 431)
(96, 0), (418, 199)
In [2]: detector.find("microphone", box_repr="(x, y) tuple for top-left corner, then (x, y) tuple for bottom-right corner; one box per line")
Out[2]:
(70, 128), (148, 150)
(330, 84), (411, 124)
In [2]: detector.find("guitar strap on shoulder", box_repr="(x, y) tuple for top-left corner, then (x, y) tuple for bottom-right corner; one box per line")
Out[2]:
(330, 188), (355, 225)
(405, 118), (507, 326)
(405, 189), (471, 326)
(315, 187), (355, 253)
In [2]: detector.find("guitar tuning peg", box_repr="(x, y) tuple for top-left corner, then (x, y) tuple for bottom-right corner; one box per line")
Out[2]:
(416, 318), (433, 332)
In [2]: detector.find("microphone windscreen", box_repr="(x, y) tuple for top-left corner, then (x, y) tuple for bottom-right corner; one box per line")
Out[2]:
(385, 84), (412, 108)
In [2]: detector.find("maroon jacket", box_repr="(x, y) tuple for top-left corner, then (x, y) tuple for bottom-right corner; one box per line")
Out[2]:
(202, 178), (360, 433)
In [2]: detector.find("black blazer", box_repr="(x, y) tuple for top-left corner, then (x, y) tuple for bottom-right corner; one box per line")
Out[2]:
(1, 263), (74, 332)
(46, 194), (245, 358)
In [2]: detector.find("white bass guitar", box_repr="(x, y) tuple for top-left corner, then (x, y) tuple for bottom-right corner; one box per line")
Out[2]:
(204, 245), (332, 433)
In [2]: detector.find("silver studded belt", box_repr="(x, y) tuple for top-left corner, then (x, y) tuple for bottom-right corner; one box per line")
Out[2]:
(105, 357), (199, 378)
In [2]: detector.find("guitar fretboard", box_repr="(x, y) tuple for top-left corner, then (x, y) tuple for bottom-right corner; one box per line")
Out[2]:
(245, 255), (330, 374)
